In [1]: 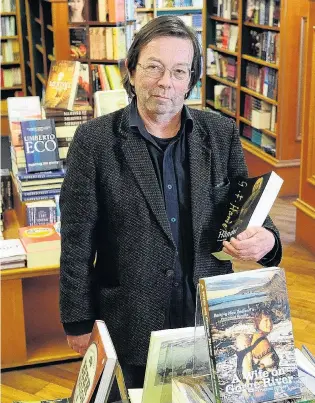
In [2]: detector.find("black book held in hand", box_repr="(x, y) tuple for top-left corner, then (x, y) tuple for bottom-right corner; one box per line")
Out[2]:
(212, 171), (283, 261)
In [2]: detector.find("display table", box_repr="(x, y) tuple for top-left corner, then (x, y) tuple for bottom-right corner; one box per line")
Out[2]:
(1, 210), (80, 369)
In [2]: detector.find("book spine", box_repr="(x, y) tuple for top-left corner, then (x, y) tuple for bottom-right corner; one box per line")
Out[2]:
(199, 280), (221, 403)
(22, 188), (61, 197)
(68, 62), (81, 110)
(21, 193), (60, 202)
(17, 170), (65, 181)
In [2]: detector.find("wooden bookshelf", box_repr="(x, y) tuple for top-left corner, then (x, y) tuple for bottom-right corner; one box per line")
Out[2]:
(22, 0), (69, 97)
(203, 0), (309, 196)
(294, 0), (315, 255)
(1, 209), (80, 369)
(0, 0), (26, 137)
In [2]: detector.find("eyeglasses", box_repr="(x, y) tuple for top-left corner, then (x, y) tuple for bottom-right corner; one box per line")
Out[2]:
(137, 62), (193, 81)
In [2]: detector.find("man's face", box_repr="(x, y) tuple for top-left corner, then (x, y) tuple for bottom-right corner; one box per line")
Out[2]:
(129, 36), (194, 117)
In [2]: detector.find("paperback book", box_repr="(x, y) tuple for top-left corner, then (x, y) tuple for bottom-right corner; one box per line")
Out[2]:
(21, 119), (62, 173)
(212, 171), (283, 260)
(199, 267), (301, 403)
(44, 60), (81, 110)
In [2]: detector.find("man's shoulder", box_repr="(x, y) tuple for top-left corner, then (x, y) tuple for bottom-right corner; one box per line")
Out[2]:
(75, 107), (126, 141)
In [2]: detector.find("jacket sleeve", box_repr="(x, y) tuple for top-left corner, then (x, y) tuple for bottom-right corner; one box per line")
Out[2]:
(59, 123), (99, 327)
(228, 120), (282, 267)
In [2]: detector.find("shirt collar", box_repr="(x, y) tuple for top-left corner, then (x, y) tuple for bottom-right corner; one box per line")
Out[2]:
(129, 97), (194, 141)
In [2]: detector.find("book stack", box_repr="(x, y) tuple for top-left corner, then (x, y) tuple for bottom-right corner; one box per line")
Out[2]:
(0, 239), (26, 270)
(18, 224), (61, 269)
(215, 23), (239, 52)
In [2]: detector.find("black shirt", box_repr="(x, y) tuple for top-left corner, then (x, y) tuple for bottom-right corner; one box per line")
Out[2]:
(129, 99), (196, 328)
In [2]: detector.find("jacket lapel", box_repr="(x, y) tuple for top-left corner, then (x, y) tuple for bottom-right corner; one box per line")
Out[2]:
(188, 120), (212, 251)
(119, 108), (174, 245)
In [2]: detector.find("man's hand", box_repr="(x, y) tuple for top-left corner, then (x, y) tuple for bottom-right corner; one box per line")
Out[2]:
(67, 333), (92, 356)
(222, 227), (275, 262)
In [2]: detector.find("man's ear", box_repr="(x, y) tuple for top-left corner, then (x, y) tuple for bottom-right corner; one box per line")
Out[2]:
(125, 59), (134, 86)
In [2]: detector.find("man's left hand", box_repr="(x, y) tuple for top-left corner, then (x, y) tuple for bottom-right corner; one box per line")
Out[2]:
(222, 227), (275, 262)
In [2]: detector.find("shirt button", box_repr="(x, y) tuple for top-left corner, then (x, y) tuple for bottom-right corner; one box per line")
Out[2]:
(174, 282), (179, 287)
(166, 270), (174, 278)
(170, 217), (176, 223)
(167, 184), (172, 190)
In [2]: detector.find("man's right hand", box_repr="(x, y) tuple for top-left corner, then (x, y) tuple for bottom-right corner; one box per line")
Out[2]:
(67, 333), (92, 356)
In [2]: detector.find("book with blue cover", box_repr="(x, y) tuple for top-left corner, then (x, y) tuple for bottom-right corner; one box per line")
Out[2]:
(21, 119), (62, 173)
(199, 267), (301, 403)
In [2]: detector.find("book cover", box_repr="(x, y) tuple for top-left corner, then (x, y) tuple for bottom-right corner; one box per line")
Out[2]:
(21, 119), (62, 173)
(44, 61), (81, 111)
(73, 63), (92, 110)
(18, 224), (60, 253)
(199, 267), (301, 403)
(71, 320), (128, 403)
(70, 27), (87, 59)
(26, 200), (57, 226)
(7, 96), (42, 146)
(94, 89), (129, 117)
(142, 326), (212, 403)
(68, 0), (88, 23)
(212, 171), (283, 260)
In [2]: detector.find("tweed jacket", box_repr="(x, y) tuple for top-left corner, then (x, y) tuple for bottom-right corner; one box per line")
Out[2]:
(59, 104), (282, 366)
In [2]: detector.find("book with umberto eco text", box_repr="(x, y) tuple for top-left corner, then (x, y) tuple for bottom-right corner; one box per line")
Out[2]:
(212, 171), (283, 260)
(21, 119), (61, 173)
(199, 266), (301, 403)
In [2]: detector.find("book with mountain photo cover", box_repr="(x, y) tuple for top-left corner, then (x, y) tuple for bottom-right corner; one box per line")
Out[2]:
(199, 267), (301, 403)
(212, 171), (283, 260)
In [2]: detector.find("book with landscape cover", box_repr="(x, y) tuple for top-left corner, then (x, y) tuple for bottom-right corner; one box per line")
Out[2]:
(44, 60), (81, 111)
(7, 96), (42, 146)
(21, 119), (62, 173)
(212, 171), (283, 260)
(142, 326), (212, 403)
(199, 267), (301, 403)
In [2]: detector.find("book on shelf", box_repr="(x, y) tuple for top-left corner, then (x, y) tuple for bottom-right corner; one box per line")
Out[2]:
(1, 168), (13, 210)
(199, 266), (302, 403)
(0, 239), (26, 270)
(74, 63), (92, 111)
(7, 96), (42, 147)
(26, 200), (57, 226)
(212, 171), (283, 261)
(18, 224), (61, 269)
(94, 89), (129, 117)
(21, 119), (62, 174)
(44, 60), (81, 111)
(108, 0), (125, 22)
(69, 27), (87, 59)
(104, 65), (124, 90)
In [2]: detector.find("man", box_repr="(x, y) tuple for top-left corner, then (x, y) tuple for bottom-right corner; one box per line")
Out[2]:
(59, 16), (281, 400)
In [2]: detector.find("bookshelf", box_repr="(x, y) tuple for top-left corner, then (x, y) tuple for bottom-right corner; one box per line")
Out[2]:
(135, 0), (204, 106)
(203, 0), (309, 196)
(0, 0), (26, 137)
(294, 0), (315, 255)
(22, 0), (70, 99)
(1, 208), (80, 369)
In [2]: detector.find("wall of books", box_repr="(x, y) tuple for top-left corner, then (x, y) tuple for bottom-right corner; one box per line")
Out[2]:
(203, 0), (307, 196)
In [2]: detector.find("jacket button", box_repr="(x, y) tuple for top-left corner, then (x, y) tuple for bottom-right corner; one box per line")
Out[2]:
(166, 269), (174, 278)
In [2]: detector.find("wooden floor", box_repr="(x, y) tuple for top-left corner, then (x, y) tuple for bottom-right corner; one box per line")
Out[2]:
(1, 197), (315, 402)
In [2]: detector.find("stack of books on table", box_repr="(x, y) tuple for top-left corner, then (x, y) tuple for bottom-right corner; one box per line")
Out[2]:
(0, 239), (26, 269)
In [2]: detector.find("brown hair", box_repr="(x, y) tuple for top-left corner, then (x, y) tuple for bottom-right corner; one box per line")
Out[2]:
(122, 15), (202, 100)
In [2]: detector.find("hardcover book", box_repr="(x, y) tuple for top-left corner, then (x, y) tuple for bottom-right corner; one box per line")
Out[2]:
(212, 171), (283, 260)
(71, 320), (128, 403)
(199, 267), (301, 403)
(7, 96), (42, 146)
(21, 119), (62, 173)
(142, 326), (212, 403)
(44, 61), (81, 111)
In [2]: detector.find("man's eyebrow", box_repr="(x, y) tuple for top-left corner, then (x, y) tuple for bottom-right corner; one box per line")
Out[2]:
(145, 57), (190, 66)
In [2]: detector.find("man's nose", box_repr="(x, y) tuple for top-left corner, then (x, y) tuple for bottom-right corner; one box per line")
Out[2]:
(157, 68), (173, 87)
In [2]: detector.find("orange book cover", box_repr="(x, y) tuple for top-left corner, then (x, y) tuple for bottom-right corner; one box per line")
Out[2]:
(108, 0), (125, 23)
(44, 61), (81, 111)
(18, 224), (60, 253)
